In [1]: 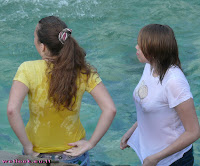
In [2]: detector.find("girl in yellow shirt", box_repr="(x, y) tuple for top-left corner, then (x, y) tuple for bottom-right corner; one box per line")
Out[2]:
(7, 16), (116, 165)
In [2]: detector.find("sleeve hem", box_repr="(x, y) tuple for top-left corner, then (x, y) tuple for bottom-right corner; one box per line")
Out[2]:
(169, 95), (193, 108)
(88, 79), (102, 93)
(13, 79), (29, 89)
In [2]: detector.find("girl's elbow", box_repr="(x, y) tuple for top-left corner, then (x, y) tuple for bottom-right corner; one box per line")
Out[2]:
(7, 108), (14, 117)
(102, 103), (116, 115)
(191, 127), (200, 141)
(102, 105), (116, 116)
(197, 128), (200, 139)
(7, 105), (16, 117)
(109, 106), (117, 116)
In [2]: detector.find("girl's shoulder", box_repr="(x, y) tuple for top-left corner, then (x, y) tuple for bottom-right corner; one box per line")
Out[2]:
(20, 60), (45, 67)
(20, 60), (46, 69)
(163, 66), (188, 86)
(17, 60), (47, 78)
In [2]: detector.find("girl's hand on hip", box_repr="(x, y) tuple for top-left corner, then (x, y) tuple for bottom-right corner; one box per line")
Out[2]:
(24, 145), (39, 157)
(64, 140), (93, 157)
(120, 133), (130, 150)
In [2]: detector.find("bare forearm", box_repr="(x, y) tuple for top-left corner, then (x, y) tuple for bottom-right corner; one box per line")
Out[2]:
(89, 82), (116, 147)
(89, 110), (116, 147)
(154, 131), (199, 162)
(154, 99), (200, 162)
(7, 111), (31, 147)
(126, 121), (138, 137)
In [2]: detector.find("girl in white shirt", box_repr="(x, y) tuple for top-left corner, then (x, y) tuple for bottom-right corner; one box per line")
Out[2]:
(120, 24), (200, 166)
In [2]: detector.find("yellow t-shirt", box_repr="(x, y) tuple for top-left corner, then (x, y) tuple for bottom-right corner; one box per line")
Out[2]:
(13, 60), (102, 153)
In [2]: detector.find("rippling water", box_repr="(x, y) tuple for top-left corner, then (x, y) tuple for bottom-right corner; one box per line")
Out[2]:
(0, 0), (200, 165)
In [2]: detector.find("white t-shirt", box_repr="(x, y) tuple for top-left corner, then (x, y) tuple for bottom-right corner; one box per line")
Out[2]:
(127, 63), (193, 166)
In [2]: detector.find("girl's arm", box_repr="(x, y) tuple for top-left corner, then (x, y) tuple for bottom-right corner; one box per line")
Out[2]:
(65, 82), (116, 156)
(143, 98), (200, 166)
(120, 121), (138, 150)
(7, 81), (39, 156)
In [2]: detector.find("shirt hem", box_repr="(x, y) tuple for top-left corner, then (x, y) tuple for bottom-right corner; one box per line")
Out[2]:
(32, 134), (86, 153)
(127, 141), (143, 164)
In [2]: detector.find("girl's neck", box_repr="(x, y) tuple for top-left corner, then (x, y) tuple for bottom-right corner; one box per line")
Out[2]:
(42, 54), (57, 62)
(152, 70), (159, 77)
(151, 64), (159, 77)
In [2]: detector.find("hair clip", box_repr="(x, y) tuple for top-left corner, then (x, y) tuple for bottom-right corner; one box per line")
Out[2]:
(58, 28), (72, 44)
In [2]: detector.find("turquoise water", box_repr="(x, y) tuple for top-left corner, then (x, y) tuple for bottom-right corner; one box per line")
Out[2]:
(0, 0), (200, 165)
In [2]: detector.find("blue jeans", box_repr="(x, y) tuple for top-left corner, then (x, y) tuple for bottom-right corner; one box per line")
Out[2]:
(170, 147), (194, 166)
(22, 149), (90, 166)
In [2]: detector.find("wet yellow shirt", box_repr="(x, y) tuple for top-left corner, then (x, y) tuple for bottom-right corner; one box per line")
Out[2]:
(13, 60), (102, 153)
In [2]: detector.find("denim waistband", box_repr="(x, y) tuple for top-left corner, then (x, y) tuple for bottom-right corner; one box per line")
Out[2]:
(38, 152), (79, 160)
(39, 152), (90, 166)
(22, 149), (90, 166)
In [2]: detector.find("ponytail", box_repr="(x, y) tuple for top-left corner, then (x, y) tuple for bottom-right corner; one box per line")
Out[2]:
(37, 16), (94, 110)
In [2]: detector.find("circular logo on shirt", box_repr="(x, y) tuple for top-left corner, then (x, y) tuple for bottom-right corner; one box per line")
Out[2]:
(138, 81), (148, 99)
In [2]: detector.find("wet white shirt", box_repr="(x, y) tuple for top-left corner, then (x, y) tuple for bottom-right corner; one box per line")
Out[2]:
(127, 63), (192, 166)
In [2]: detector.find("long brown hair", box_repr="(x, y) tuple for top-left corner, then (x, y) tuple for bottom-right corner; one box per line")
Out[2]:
(138, 24), (181, 83)
(37, 16), (93, 110)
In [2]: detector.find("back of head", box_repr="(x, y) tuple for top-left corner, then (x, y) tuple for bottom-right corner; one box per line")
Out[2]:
(138, 24), (181, 83)
(37, 16), (66, 55)
(36, 16), (92, 110)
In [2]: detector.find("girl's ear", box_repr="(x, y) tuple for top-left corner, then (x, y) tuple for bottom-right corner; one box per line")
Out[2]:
(40, 43), (45, 53)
